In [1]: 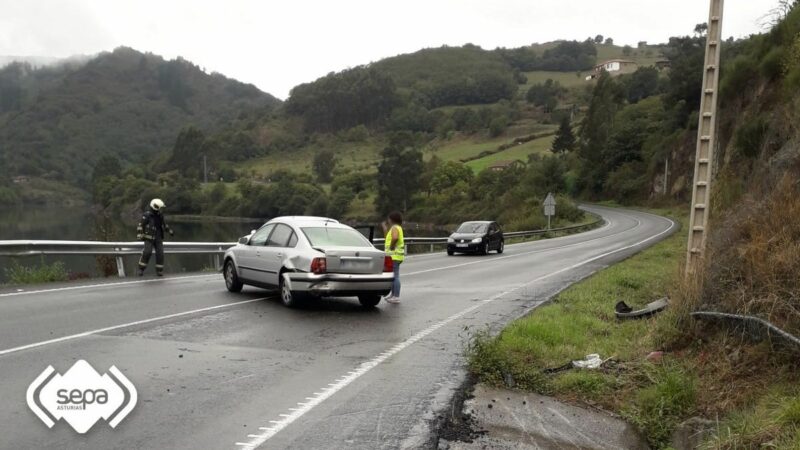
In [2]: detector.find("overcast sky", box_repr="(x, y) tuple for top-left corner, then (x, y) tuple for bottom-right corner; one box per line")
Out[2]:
(0, 0), (783, 99)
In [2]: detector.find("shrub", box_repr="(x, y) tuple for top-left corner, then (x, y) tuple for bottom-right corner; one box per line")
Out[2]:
(624, 365), (697, 447)
(4, 261), (69, 285)
(720, 55), (759, 102)
(734, 116), (768, 158)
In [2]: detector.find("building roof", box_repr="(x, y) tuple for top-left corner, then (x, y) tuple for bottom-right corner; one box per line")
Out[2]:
(600, 59), (636, 64)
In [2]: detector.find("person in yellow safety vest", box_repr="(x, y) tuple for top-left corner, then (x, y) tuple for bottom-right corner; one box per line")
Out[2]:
(382, 211), (405, 304)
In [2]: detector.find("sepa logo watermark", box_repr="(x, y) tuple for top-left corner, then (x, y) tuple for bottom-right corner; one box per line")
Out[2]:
(26, 360), (137, 433)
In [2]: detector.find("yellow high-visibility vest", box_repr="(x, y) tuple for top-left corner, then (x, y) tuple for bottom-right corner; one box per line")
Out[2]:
(384, 225), (405, 262)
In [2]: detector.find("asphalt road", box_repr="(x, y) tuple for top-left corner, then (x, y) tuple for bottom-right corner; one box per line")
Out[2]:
(0, 205), (676, 450)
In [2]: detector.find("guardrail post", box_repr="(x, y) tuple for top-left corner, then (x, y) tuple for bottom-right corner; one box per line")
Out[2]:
(430, 243), (434, 253)
(115, 256), (126, 278)
(213, 254), (220, 270)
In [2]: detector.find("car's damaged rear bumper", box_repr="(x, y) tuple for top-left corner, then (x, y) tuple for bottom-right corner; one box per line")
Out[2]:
(286, 272), (393, 296)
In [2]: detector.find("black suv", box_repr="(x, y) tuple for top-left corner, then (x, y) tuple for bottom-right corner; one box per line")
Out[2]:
(447, 221), (504, 255)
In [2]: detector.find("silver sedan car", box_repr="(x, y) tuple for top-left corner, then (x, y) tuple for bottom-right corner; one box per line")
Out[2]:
(222, 216), (394, 307)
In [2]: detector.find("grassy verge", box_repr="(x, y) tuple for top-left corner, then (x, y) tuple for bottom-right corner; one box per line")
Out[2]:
(467, 207), (800, 448)
(4, 261), (70, 285)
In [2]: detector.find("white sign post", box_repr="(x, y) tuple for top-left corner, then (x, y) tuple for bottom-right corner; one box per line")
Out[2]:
(543, 193), (556, 230)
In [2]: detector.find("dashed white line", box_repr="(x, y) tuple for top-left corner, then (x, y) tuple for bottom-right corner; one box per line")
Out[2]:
(235, 217), (676, 449)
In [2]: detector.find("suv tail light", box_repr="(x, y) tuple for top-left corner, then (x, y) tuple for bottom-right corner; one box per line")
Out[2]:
(383, 256), (394, 272)
(310, 257), (327, 274)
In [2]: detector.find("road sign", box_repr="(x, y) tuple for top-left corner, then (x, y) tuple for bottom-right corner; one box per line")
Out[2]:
(543, 193), (556, 229)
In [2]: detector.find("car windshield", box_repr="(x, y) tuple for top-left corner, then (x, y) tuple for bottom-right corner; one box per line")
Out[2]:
(456, 222), (487, 233)
(302, 227), (371, 248)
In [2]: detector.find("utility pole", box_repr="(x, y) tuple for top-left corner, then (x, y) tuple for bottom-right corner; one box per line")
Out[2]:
(686, 0), (724, 275)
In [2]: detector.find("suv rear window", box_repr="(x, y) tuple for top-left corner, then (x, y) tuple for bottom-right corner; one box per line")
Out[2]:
(302, 227), (371, 248)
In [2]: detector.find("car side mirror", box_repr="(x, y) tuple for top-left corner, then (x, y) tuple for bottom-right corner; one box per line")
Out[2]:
(239, 236), (250, 245)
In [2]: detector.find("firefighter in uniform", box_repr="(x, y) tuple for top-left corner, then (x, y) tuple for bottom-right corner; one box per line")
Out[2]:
(137, 198), (173, 276)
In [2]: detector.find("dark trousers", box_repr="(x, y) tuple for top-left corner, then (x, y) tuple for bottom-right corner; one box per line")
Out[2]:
(139, 239), (164, 273)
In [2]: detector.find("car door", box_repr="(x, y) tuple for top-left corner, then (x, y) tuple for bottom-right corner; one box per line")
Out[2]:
(488, 223), (500, 250)
(260, 223), (295, 287)
(239, 224), (274, 284)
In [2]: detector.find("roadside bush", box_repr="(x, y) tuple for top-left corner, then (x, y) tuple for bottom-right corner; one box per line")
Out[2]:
(703, 174), (800, 337)
(720, 55), (759, 102)
(734, 115), (769, 158)
(4, 261), (69, 285)
(624, 364), (697, 448)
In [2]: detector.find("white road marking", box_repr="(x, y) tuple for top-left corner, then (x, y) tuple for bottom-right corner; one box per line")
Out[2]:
(0, 273), (218, 298)
(0, 297), (269, 357)
(235, 217), (676, 449)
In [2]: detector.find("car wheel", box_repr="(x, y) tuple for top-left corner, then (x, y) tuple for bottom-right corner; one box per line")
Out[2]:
(497, 240), (505, 254)
(224, 260), (243, 293)
(358, 294), (381, 308)
(447, 249), (454, 256)
(482, 242), (489, 255)
(279, 273), (301, 308)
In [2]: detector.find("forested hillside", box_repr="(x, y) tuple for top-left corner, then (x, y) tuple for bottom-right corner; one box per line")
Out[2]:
(0, 47), (281, 188)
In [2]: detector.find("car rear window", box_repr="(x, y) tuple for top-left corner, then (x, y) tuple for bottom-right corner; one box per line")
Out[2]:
(456, 222), (487, 233)
(302, 227), (371, 248)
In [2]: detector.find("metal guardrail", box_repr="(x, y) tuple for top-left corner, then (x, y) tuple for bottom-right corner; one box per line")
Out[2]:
(371, 218), (604, 251)
(0, 217), (603, 278)
(0, 240), (235, 277)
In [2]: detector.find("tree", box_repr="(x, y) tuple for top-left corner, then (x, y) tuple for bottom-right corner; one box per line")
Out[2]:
(595, 35), (604, 44)
(604, 37), (614, 45)
(663, 34), (706, 125)
(694, 23), (708, 36)
(526, 155), (566, 194)
(375, 140), (424, 214)
(622, 66), (661, 103)
(168, 126), (206, 177)
(286, 66), (398, 132)
(551, 117), (576, 155)
(622, 45), (633, 56)
(312, 150), (336, 183)
(92, 155), (122, 184)
(526, 79), (564, 112)
(430, 161), (474, 193)
(578, 71), (624, 194)
(489, 116), (509, 137)
(328, 187), (354, 218)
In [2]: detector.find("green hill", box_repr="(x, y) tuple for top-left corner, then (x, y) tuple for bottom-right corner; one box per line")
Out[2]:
(0, 47), (281, 187)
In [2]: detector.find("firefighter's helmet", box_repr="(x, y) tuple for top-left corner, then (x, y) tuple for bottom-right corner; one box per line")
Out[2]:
(150, 198), (165, 211)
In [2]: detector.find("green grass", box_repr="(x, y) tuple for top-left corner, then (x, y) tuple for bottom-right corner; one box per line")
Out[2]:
(519, 44), (666, 93)
(465, 134), (555, 171)
(4, 261), (69, 285)
(521, 71), (589, 91)
(703, 388), (800, 449)
(427, 136), (502, 162)
(237, 138), (383, 177)
(468, 208), (691, 447)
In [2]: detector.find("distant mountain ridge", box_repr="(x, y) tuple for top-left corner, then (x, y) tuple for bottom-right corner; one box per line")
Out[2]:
(0, 47), (281, 186)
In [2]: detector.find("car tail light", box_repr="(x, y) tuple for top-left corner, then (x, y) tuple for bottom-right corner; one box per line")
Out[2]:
(383, 256), (394, 272)
(310, 257), (327, 274)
